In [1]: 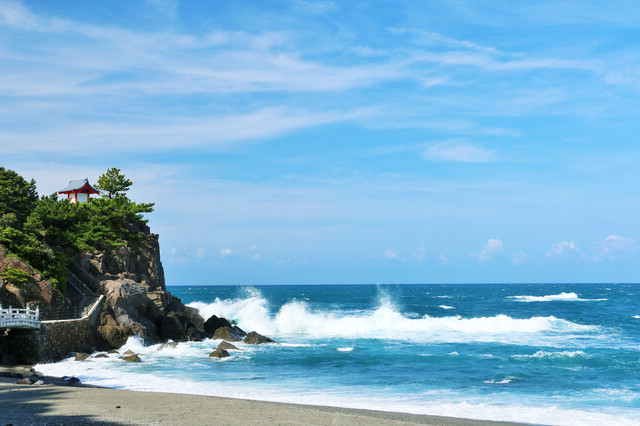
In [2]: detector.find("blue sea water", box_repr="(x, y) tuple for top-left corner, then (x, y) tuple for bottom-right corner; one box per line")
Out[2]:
(37, 284), (640, 425)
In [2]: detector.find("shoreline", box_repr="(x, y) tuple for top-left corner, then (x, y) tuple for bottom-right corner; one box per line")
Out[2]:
(0, 368), (524, 425)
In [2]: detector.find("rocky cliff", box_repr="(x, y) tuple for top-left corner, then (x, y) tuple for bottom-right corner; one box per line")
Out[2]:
(0, 245), (63, 309)
(66, 226), (205, 349)
(1, 224), (205, 362)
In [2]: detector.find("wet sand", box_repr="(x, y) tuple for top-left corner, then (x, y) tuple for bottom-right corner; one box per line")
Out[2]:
(0, 368), (523, 425)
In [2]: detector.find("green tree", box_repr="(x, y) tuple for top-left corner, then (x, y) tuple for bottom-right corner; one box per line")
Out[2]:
(0, 167), (38, 226)
(96, 167), (132, 199)
(0, 267), (31, 288)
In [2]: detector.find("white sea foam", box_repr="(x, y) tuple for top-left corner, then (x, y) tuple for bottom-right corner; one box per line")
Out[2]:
(633, 315), (640, 319)
(439, 305), (455, 309)
(187, 292), (597, 345)
(509, 292), (607, 302)
(512, 350), (587, 360)
(484, 378), (513, 384)
(337, 347), (353, 352)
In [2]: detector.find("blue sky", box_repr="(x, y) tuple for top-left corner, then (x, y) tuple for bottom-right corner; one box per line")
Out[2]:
(1, 0), (639, 284)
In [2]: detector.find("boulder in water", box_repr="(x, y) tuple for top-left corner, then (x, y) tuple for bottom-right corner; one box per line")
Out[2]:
(158, 341), (178, 351)
(217, 341), (239, 351)
(74, 352), (91, 361)
(203, 315), (232, 335)
(121, 353), (141, 362)
(212, 326), (244, 342)
(208, 348), (230, 358)
(243, 331), (277, 345)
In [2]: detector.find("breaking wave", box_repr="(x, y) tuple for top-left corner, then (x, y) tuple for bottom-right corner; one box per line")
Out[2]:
(508, 292), (606, 302)
(188, 289), (597, 345)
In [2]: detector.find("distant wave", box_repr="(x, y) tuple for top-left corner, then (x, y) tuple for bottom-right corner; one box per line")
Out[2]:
(188, 289), (597, 345)
(439, 305), (455, 310)
(512, 350), (587, 360)
(508, 292), (606, 302)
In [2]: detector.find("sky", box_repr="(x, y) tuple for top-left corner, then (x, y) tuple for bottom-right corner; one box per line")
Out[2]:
(1, 0), (639, 285)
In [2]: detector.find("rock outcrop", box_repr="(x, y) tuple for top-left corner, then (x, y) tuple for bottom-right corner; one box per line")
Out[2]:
(243, 331), (277, 345)
(208, 348), (230, 358)
(1, 224), (206, 363)
(0, 245), (62, 308)
(66, 229), (206, 349)
(212, 326), (246, 342)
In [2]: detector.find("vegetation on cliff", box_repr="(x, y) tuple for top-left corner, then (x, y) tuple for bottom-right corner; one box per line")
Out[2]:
(0, 166), (154, 296)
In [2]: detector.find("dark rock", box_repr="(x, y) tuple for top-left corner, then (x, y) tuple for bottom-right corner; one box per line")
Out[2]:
(1, 354), (17, 366)
(123, 349), (136, 355)
(204, 315), (233, 335)
(243, 331), (277, 345)
(93, 354), (109, 358)
(208, 348), (230, 358)
(212, 326), (244, 342)
(74, 352), (91, 361)
(65, 377), (81, 386)
(157, 312), (187, 341)
(217, 341), (239, 351)
(158, 341), (178, 350)
(121, 353), (141, 362)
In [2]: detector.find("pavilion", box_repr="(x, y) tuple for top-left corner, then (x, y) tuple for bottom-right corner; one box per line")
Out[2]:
(58, 178), (100, 204)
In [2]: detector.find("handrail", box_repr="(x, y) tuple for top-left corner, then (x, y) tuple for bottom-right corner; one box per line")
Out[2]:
(0, 305), (40, 329)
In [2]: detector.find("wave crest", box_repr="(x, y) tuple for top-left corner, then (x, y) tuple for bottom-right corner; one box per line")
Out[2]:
(508, 292), (606, 302)
(187, 291), (596, 343)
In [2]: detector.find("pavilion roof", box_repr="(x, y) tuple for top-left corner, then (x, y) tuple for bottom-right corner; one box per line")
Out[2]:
(58, 178), (100, 195)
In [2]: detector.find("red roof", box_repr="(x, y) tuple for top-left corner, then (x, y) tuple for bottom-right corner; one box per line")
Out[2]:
(57, 178), (100, 195)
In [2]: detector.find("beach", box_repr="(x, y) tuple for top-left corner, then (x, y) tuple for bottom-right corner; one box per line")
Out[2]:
(0, 372), (518, 426)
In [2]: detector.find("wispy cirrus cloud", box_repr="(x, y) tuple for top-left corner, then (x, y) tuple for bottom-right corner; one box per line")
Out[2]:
(422, 140), (496, 163)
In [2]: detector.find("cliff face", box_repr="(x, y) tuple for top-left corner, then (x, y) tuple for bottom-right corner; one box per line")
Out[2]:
(67, 229), (204, 349)
(1, 226), (204, 363)
(69, 231), (166, 292)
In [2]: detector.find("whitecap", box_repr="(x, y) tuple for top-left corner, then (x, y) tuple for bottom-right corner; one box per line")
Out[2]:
(439, 305), (455, 310)
(337, 347), (353, 352)
(512, 350), (587, 359)
(508, 292), (606, 302)
(484, 378), (512, 384)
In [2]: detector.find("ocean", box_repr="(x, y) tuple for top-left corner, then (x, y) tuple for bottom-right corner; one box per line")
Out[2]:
(36, 283), (640, 425)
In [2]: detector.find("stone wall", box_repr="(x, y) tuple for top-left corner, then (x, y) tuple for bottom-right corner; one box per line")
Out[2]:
(0, 297), (104, 364)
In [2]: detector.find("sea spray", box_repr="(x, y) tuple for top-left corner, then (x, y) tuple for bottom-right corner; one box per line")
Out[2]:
(187, 292), (597, 345)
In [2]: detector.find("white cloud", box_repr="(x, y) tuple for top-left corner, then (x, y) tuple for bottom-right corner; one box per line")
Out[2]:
(471, 239), (505, 262)
(0, 106), (373, 155)
(595, 234), (636, 260)
(412, 245), (426, 262)
(422, 140), (496, 163)
(546, 241), (579, 257)
(220, 248), (232, 258)
(383, 249), (399, 259)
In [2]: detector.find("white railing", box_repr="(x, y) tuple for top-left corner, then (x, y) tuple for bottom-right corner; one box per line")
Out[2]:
(0, 305), (40, 330)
